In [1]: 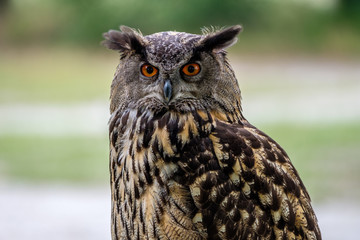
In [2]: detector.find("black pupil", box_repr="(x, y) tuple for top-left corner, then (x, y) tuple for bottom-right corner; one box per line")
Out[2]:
(187, 65), (195, 73)
(146, 66), (154, 74)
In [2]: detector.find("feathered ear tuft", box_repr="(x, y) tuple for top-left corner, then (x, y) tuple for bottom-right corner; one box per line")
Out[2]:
(199, 25), (242, 52)
(102, 25), (145, 55)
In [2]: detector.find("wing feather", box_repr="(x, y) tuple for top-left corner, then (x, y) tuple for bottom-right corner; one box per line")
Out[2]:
(188, 119), (321, 239)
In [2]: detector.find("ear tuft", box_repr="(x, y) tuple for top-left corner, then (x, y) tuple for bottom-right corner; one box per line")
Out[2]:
(102, 26), (145, 54)
(199, 25), (242, 52)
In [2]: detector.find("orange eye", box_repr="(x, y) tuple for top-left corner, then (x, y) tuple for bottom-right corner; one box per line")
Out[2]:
(182, 63), (201, 76)
(141, 64), (158, 77)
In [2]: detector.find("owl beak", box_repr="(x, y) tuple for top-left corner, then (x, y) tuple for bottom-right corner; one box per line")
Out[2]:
(163, 80), (172, 103)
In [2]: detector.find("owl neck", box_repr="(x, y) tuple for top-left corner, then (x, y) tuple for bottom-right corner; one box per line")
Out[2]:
(110, 105), (245, 160)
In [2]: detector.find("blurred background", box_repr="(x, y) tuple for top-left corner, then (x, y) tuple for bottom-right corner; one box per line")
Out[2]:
(0, 0), (359, 239)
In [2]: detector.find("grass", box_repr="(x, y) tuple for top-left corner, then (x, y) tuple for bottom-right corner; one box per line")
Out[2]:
(0, 47), (359, 203)
(0, 134), (109, 183)
(0, 47), (115, 104)
(0, 123), (359, 202)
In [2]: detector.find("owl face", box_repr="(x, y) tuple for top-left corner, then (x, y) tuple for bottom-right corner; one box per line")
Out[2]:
(103, 26), (242, 114)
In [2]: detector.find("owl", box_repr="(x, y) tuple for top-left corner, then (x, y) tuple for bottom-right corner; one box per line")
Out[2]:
(103, 25), (321, 240)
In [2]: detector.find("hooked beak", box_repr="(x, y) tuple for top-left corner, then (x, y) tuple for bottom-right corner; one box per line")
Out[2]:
(163, 80), (172, 103)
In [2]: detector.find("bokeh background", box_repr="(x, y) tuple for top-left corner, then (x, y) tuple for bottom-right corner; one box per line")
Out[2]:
(0, 0), (359, 239)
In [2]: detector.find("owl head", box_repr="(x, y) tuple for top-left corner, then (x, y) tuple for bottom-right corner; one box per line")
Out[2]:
(103, 25), (242, 116)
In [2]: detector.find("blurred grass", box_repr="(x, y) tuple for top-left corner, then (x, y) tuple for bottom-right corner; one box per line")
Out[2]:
(0, 123), (359, 201)
(0, 135), (109, 183)
(0, 48), (359, 203)
(0, 48), (115, 103)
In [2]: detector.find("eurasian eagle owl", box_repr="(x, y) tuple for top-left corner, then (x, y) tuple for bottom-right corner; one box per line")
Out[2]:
(103, 25), (321, 240)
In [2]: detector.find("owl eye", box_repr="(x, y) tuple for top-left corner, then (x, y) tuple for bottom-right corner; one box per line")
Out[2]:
(141, 64), (158, 78)
(182, 63), (201, 76)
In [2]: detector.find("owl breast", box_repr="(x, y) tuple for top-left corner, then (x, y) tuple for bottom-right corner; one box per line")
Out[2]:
(109, 108), (217, 240)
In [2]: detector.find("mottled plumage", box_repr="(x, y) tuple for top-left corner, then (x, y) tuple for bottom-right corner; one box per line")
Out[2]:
(103, 25), (321, 240)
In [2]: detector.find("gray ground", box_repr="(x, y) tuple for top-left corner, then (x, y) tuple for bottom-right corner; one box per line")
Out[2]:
(0, 183), (359, 240)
